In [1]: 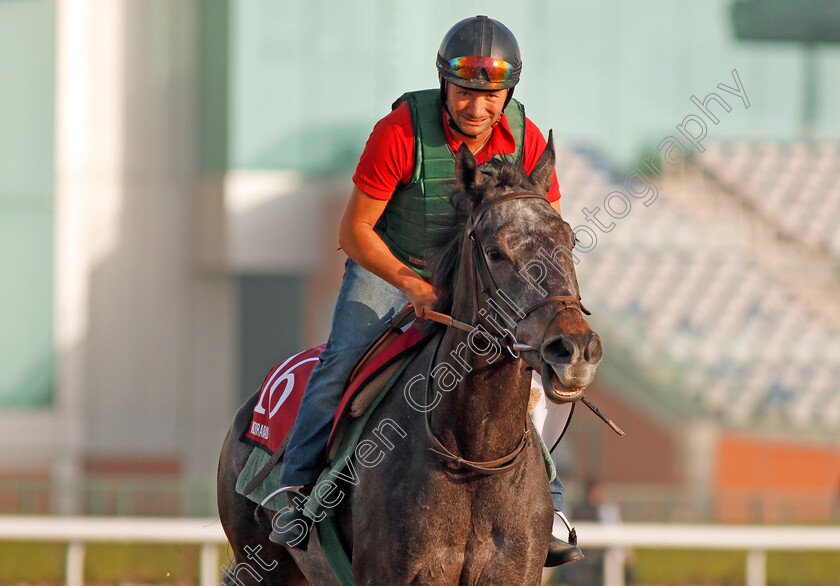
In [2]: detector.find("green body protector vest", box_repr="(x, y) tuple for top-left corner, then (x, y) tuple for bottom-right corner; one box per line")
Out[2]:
(374, 89), (525, 277)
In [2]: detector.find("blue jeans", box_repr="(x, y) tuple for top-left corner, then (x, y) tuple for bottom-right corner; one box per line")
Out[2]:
(280, 258), (408, 487)
(550, 476), (565, 512)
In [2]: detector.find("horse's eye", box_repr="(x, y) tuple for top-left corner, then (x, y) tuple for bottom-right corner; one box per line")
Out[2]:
(486, 248), (503, 262)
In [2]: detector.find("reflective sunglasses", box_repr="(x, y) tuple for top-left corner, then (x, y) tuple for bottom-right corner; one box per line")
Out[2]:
(448, 56), (515, 83)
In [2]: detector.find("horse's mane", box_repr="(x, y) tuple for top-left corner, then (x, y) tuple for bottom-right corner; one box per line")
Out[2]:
(424, 159), (541, 322)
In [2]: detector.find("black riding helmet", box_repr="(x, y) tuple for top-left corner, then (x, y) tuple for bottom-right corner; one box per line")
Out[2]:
(437, 15), (522, 91)
(436, 16), (522, 136)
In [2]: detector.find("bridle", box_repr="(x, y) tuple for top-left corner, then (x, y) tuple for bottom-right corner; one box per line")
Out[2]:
(423, 190), (589, 475)
(426, 191), (589, 356)
(470, 191), (591, 352)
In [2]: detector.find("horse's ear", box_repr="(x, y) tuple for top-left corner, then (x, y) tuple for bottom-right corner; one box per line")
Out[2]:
(529, 129), (556, 195)
(454, 142), (482, 203)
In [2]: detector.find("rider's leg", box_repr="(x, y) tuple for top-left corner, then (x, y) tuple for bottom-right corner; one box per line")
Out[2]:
(271, 258), (407, 548)
(280, 257), (408, 487)
(530, 373), (584, 567)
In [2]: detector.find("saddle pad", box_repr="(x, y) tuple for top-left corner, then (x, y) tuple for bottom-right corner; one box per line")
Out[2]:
(242, 323), (431, 458)
(234, 348), (420, 507)
(244, 345), (326, 452)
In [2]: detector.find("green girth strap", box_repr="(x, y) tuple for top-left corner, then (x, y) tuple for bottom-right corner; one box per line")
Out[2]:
(375, 89), (525, 277)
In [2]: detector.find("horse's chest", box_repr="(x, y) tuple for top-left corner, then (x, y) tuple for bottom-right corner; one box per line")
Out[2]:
(393, 506), (544, 583)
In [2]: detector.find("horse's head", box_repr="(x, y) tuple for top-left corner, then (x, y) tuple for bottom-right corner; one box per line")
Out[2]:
(432, 133), (601, 404)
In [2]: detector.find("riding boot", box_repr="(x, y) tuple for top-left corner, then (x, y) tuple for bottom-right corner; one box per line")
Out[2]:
(545, 510), (584, 567)
(545, 535), (584, 567)
(268, 486), (314, 551)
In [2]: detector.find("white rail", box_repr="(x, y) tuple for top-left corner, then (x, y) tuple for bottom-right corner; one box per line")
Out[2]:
(2, 517), (840, 586)
(565, 521), (840, 586)
(0, 516), (227, 586)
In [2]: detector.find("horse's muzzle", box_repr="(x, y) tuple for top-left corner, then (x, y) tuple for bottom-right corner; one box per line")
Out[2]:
(540, 331), (602, 403)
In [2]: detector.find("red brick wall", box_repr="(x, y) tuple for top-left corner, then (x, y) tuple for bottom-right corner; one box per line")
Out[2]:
(714, 433), (840, 522)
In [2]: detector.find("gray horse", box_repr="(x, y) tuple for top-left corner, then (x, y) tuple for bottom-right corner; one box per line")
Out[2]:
(217, 136), (602, 585)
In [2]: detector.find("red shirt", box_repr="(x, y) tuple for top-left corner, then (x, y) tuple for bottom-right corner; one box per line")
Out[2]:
(353, 104), (560, 202)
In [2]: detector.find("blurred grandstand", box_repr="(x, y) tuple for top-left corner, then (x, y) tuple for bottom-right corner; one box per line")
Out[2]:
(561, 141), (840, 432)
(554, 140), (840, 523)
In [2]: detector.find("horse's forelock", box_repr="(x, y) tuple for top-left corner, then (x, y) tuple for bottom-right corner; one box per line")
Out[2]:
(475, 159), (541, 200)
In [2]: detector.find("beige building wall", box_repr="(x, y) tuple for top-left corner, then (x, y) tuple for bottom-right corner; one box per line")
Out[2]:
(0, 0), (238, 510)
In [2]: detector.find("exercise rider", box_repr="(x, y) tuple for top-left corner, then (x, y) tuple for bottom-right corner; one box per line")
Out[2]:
(271, 15), (583, 568)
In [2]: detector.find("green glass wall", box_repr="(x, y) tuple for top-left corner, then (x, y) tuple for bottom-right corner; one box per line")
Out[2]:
(0, 0), (55, 407)
(228, 0), (840, 172)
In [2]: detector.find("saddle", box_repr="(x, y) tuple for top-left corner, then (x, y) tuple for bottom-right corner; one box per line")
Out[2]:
(328, 305), (419, 451)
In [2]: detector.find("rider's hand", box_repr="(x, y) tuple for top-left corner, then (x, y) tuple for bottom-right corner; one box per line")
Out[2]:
(405, 279), (438, 319)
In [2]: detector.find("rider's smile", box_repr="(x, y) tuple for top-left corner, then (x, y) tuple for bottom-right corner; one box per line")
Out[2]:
(445, 83), (507, 140)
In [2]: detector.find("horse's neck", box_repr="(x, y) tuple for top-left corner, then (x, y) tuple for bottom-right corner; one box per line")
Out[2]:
(431, 328), (531, 462)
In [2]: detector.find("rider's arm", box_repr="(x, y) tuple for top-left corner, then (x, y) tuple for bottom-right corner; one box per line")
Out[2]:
(338, 185), (437, 318)
(551, 199), (561, 215)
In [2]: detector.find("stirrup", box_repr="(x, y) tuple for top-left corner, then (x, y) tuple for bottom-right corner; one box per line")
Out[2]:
(266, 486), (313, 551)
(554, 509), (578, 546)
(545, 510), (584, 567)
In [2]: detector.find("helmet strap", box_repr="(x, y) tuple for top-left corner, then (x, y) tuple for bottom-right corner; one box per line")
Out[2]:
(504, 87), (514, 110)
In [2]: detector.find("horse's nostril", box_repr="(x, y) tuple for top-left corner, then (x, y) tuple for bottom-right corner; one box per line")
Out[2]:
(584, 333), (602, 363)
(542, 336), (576, 364)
